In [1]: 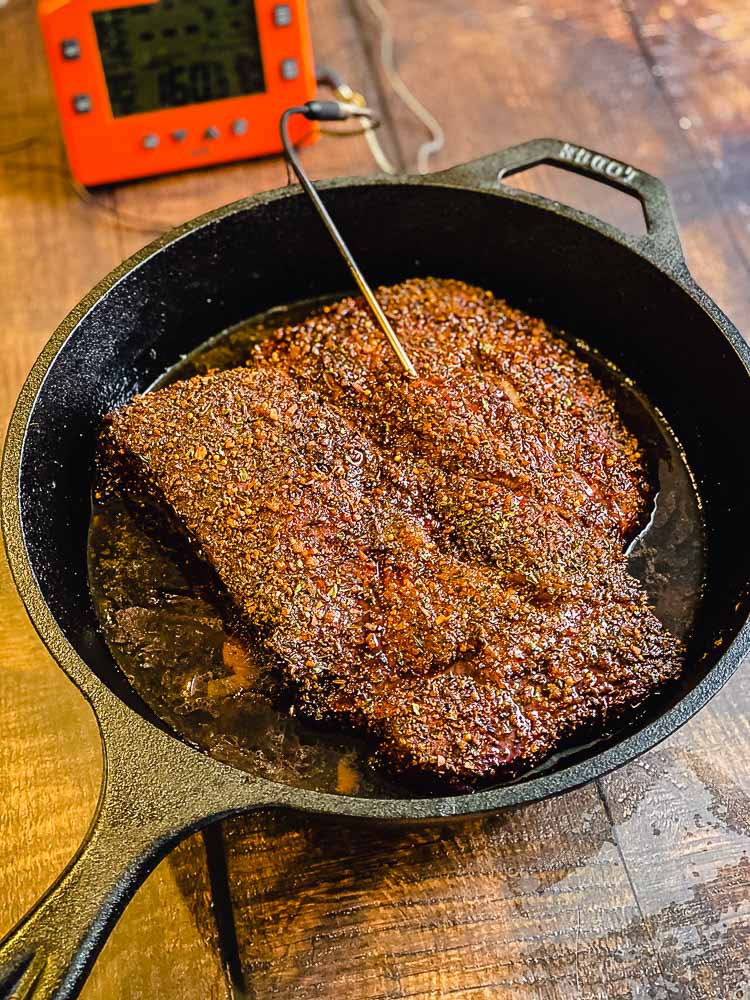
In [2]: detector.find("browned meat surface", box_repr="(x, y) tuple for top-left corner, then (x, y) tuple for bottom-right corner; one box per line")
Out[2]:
(99, 278), (682, 788)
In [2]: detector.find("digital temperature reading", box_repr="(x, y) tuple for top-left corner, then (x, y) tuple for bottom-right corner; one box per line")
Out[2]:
(92, 1), (266, 118)
(39, 0), (317, 185)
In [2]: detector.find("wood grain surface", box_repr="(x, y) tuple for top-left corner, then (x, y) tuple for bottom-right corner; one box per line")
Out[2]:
(1, 1), (749, 998)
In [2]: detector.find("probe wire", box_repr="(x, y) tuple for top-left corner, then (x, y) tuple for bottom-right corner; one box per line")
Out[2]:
(358, 0), (445, 174)
(280, 103), (417, 379)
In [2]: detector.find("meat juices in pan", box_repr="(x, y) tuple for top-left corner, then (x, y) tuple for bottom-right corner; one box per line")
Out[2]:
(98, 278), (682, 788)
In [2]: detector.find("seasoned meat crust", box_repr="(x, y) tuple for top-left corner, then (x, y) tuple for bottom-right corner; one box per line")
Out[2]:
(99, 278), (682, 788)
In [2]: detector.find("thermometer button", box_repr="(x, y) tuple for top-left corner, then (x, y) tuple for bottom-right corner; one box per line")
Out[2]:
(72, 94), (91, 114)
(273, 5), (293, 26)
(231, 119), (248, 136)
(61, 39), (80, 60)
(280, 58), (299, 81)
(141, 133), (160, 150)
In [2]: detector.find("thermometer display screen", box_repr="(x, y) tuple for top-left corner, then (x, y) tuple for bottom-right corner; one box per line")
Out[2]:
(92, 0), (266, 117)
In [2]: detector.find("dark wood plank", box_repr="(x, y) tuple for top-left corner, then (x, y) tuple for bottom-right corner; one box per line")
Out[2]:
(218, 797), (661, 1000)
(624, 0), (750, 288)
(367, 0), (750, 323)
(600, 729), (750, 1000)
(596, 4), (750, 995)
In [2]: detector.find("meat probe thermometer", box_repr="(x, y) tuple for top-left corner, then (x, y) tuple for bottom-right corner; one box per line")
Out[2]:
(280, 101), (418, 378)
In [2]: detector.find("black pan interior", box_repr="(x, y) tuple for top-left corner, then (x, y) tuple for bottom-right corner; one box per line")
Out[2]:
(16, 181), (750, 771)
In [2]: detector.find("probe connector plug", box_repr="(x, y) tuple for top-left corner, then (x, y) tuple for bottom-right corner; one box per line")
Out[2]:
(301, 100), (375, 122)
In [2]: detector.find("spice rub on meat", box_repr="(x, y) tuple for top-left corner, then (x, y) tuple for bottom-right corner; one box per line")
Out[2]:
(99, 278), (682, 788)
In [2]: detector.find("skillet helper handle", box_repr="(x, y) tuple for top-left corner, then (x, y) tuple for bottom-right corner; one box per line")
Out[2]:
(431, 137), (687, 271)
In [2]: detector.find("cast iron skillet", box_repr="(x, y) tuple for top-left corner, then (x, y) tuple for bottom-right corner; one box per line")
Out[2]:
(2, 138), (750, 1000)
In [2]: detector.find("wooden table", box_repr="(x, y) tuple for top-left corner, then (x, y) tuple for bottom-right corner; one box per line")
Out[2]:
(2, 1), (749, 997)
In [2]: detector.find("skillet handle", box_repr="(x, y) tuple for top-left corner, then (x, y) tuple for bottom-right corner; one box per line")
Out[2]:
(0, 706), (249, 1000)
(0, 779), (190, 1000)
(429, 137), (687, 272)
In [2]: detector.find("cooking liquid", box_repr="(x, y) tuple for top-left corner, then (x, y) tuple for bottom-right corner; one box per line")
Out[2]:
(87, 297), (706, 797)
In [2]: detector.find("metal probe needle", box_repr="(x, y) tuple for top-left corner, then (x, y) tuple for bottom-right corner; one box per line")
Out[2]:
(280, 104), (418, 379)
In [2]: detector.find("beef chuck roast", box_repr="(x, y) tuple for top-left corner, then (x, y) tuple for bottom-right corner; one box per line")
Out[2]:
(99, 278), (682, 788)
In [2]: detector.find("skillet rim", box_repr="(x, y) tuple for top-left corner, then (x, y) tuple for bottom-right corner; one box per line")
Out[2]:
(3, 171), (750, 823)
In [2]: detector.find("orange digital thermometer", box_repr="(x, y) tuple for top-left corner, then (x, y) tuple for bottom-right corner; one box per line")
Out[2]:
(38, 0), (318, 186)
